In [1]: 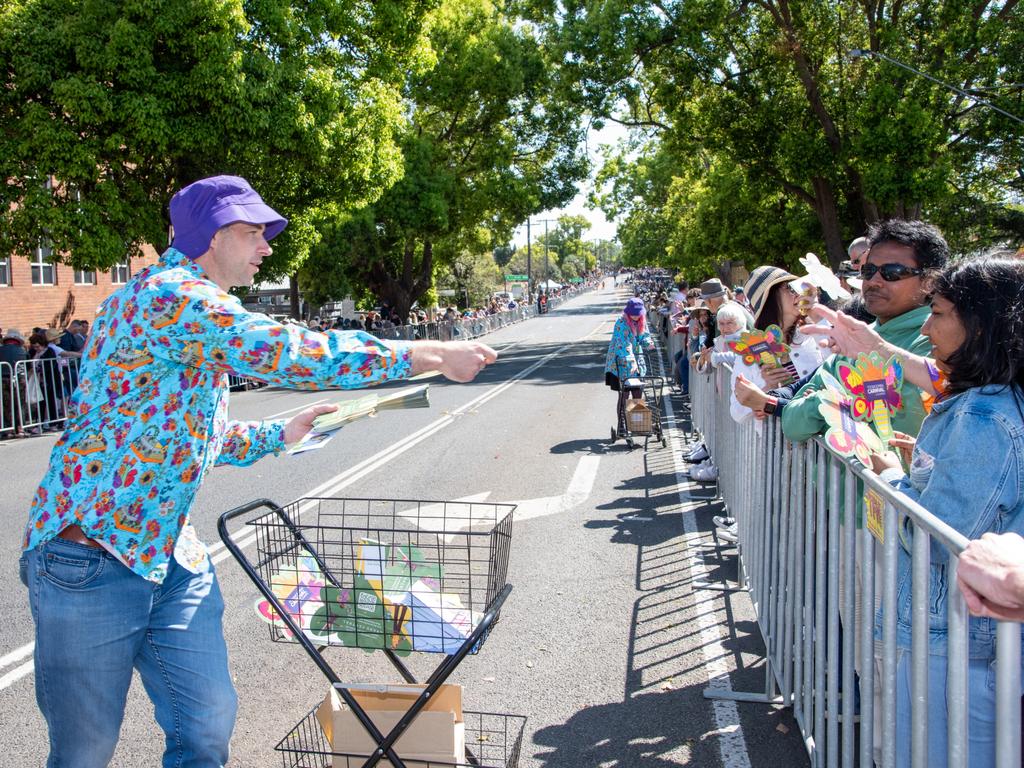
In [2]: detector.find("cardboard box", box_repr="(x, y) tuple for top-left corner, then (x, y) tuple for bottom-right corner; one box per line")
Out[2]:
(316, 684), (465, 767)
(625, 399), (652, 434)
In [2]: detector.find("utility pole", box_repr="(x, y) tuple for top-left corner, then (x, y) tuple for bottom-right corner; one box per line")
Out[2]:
(520, 216), (559, 298)
(544, 220), (549, 285)
(526, 218), (532, 302)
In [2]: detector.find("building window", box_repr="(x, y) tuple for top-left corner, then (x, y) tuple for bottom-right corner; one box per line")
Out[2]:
(74, 269), (96, 285)
(110, 261), (130, 284)
(0, 257), (8, 286)
(32, 240), (56, 286)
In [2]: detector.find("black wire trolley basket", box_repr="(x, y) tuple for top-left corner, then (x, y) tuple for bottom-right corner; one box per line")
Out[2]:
(218, 497), (524, 768)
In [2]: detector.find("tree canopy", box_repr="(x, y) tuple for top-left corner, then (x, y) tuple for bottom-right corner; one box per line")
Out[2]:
(532, 0), (1024, 273)
(298, 0), (588, 318)
(0, 0), (437, 274)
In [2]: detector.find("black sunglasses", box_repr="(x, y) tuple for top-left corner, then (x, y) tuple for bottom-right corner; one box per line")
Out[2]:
(860, 263), (924, 282)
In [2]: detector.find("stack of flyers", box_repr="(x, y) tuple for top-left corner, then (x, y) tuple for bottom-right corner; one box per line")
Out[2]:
(287, 384), (430, 455)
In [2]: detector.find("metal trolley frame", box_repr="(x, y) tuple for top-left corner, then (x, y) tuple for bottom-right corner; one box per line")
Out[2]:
(609, 353), (667, 450)
(218, 496), (524, 768)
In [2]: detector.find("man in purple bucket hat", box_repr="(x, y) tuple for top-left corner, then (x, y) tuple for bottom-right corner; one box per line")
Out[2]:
(19, 175), (498, 767)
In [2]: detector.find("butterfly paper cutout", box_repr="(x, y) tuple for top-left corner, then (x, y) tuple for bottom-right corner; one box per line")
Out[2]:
(729, 325), (789, 367)
(816, 371), (885, 465)
(837, 352), (903, 443)
(729, 324), (799, 382)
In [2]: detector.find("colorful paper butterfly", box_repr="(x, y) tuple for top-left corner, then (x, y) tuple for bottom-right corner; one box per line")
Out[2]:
(837, 352), (903, 442)
(728, 325), (790, 368)
(816, 371), (885, 465)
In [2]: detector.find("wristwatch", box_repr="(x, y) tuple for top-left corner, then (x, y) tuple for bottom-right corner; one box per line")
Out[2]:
(762, 397), (778, 415)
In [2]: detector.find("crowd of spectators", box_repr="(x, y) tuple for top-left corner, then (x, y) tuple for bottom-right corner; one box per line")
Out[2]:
(616, 224), (1024, 766)
(0, 319), (91, 437)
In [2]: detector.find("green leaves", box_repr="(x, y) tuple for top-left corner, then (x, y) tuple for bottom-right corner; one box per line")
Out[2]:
(541, 0), (1024, 271)
(301, 0), (588, 317)
(0, 0), (434, 271)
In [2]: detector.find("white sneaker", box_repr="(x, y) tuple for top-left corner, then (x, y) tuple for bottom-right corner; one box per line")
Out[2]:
(685, 444), (709, 463)
(690, 462), (718, 482)
(718, 526), (738, 543)
(713, 515), (735, 528)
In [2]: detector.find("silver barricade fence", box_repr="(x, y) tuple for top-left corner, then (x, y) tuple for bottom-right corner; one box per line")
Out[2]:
(16, 356), (78, 432)
(689, 363), (1022, 768)
(0, 360), (15, 434)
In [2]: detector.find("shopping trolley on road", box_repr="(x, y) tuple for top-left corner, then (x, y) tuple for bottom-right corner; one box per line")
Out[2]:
(218, 496), (524, 768)
(609, 353), (667, 450)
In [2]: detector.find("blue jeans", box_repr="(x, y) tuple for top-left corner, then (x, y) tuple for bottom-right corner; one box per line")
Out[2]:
(20, 538), (237, 768)
(674, 351), (689, 394)
(895, 649), (1000, 768)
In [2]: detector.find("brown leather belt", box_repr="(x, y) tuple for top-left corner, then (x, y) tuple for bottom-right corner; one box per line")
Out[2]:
(57, 525), (105, 549)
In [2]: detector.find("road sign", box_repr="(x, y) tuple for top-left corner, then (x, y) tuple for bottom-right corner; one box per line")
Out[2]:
(568, 277), (584, 283)
(504, 274), (528, 281)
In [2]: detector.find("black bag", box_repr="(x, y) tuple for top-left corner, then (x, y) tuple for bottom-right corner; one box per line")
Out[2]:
(605, 371), (620, 391)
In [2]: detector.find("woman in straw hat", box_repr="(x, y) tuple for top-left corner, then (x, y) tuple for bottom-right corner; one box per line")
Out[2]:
(729, 266), (827, 424)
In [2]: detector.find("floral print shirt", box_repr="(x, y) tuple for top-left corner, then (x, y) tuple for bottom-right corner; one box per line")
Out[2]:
(604, 315), (653, 379)
(23, 248), (412, 582)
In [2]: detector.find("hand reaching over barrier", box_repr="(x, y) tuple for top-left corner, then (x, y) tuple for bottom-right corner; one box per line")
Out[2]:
(957, 533), (1024, 621)
(803, 305), (941, 396)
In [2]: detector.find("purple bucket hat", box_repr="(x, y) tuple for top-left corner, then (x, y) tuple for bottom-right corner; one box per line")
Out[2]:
(169, 175), (288, 258)
(624, 297), (645, 317)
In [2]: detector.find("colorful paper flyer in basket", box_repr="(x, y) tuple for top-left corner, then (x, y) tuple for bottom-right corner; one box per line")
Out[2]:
(357, 539), (481, 654)
(252, 538), (481, 655)
(252, 553), (328, 638)
(837, 352), (903, 443)
(816, 370), (885, 466)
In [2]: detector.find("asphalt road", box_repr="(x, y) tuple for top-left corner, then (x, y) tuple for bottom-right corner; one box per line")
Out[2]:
(0, 282), (809, 767)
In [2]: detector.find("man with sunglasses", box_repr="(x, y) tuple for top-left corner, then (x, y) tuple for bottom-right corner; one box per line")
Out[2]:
(781, 219), (949, 443)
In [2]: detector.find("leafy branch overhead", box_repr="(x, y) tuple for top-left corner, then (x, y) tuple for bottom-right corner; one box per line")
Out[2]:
(299, 0), (588, 318)
(0, 0), (438, 273)
(536, 0), (1023, 272)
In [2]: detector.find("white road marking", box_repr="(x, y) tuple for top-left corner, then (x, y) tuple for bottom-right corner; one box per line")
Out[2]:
(510, 455), (601, 522)
(657, 357), (752, 768)
(0, 660), (33, 689)
(0, 641), (33, 670)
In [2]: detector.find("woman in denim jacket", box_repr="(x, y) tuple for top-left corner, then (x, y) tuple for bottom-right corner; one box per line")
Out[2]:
(862, 255), (1024, 768)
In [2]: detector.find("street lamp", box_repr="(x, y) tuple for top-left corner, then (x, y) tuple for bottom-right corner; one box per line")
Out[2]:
(847, 48), (1024, 126)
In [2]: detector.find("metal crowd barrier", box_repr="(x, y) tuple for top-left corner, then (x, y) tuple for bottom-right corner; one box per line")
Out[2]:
(688, 362), (1021, 768)
(0, 357), (81, 435)
(0, 283), (600, 436)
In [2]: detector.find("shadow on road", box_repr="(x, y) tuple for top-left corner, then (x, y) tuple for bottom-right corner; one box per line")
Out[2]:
(535, 382), (809, 767)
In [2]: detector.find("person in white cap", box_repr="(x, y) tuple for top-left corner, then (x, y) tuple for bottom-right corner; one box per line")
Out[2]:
(19, 175), (498, 767)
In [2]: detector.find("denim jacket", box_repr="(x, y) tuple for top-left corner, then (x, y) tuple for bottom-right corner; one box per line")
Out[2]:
(878, 384), (1024, 658)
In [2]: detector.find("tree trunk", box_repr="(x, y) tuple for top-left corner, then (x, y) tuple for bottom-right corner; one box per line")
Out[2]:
(810, 176), (847, 269)
(365, 239), (435, 321)
(289, 274), (300, 319)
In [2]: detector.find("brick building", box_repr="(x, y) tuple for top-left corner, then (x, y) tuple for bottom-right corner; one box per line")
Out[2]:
(0, 244), (161, 332)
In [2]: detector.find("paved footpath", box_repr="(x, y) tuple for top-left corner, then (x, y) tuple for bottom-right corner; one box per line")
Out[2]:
(0, 282), (808, 767)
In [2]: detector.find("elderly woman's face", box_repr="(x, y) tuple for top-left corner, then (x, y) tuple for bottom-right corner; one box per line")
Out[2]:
(717, 316), (741, 335)
(921, 294), (966, 373)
